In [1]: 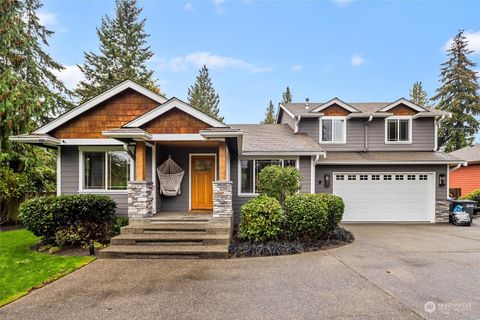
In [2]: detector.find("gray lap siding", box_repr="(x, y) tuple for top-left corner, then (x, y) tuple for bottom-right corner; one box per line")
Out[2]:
(60, 146), (129, 215)
(315, 164), (448, 201)
(298, 117), (435, 151)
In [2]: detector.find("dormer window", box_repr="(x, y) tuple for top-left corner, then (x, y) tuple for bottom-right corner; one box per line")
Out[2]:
(320, 116), (346, 143)
(385, 117), (412, 144)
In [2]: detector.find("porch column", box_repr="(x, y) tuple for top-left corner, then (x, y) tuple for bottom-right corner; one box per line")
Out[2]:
(127, 141), (153, 220)
(213, 141), (233, 218)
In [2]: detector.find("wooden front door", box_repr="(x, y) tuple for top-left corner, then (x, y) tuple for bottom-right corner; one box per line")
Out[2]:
(191, 155), (215, 210)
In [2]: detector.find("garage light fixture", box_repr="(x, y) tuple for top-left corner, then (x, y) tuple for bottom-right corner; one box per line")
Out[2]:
(439, 174), (446, 187)
(324, 174), (330, 188)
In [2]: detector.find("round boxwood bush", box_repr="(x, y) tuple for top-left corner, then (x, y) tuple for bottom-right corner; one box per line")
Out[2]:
(285, 193), (344, 241)
(19, 194), (116, 245)
(257, 165), (301, 205)
(238, 195), (285, 243)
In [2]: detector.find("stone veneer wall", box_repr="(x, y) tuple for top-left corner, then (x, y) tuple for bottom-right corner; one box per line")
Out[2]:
(213, 181), (233, 218)
(435, 200), (450, 223)
(128, 181), (153, 219)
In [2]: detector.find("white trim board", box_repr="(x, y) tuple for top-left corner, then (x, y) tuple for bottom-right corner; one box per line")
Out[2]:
(188, 153), (218, 211)
(34, 80), (167, 134)
(379, 98), (427, 112)
(124, 97), (227, 128)
(311, 98), (360, 113)
(319, 116), (347, 144)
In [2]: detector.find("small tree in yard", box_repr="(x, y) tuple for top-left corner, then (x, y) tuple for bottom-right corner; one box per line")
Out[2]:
(257, 165), (301, 206)
(261, 100), (276, 124)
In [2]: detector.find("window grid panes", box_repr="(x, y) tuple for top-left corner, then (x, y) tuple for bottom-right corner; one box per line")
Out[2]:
(240, 159), (297, 194)
(387, 118), (410, 142)
(383, 175), (392, 180)
(360, 175), (368, 181)
(407, 175), (416, 181)
(371, 175), (380, 181)
(336, 175), (344, 181)
(321, 118), (345, 142)
(395, 175), (404, 181)
(83, 151), (131, 190)
(419, 175), (428, 181)
(348, 175), (356, 181)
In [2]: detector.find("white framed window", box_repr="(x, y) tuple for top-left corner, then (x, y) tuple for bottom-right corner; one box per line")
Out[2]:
(395, 174), (404, 181)
(419, 174), (428, 181)
(319, 116), (346, 144)
(371, 175), (380, 181)
(359, 175), (368, 181)
(385, 117), (412, 144)
(239, 158), (298, 195)
(347, 175), (356, 181)
(79, 147), (134, 193)
(383, 174), (392, 180)
(336, 175), (345, 181)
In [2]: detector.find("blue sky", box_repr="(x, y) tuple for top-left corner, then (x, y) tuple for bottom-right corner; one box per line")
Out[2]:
(41, 0), (480, 125)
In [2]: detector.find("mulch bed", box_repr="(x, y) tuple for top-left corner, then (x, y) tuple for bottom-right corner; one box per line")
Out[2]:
(30, 243), (100, 257)
(229, 227), (354, 258)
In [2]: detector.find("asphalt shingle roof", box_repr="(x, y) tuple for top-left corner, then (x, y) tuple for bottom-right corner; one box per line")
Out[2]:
(229, 124), (324, 154)
(449, 144), (480, 163)
(318, 151), (463, 163)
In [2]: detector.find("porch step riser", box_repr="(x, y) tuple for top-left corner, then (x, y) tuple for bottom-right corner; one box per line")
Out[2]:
(111, 239), (229, 246)
(121, 227), (229, 235)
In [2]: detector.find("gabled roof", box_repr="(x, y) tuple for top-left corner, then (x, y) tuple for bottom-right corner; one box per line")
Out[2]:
(378, 98), (428, 112)
(450, 144), (480, 164)
(123, 97), (227, 128)
(33, 79), (168, 134)
(311, 98), (361, 113)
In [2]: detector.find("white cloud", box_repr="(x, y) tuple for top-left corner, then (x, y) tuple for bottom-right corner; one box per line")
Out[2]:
(211, 0), (227, 14)
(291, 64), (303, 72)
(212, 0), (225, 4)
(53, 65), (84, 90)
(351, 54), (365, 66)
(333, 0), (355, 7)
(38, 11), (56, 26)
(442, 30), (480, 55)
(156, 51), (270, 74)
(183, 2), (194, 12)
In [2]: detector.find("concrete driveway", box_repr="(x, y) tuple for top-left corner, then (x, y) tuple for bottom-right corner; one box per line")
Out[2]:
(1, 223), (479, 320)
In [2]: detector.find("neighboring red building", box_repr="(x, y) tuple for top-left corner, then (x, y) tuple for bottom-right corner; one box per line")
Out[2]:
(449, 144), (480, 197)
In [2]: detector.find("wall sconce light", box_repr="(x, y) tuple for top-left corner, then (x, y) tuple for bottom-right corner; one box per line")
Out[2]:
(324, 174), (330, 188)
(439, 174), (446, 187)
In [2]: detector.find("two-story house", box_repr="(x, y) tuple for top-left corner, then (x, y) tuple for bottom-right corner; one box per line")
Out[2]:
(11, 81), (463, 227)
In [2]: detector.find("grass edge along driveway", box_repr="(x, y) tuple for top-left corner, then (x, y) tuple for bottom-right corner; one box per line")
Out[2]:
(0, 229), (94, 307)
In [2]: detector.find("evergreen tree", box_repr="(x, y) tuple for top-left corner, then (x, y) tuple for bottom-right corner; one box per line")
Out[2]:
(76, 0), (159, 101)
(1, 0), (72, 155)
(432, 30), (480, 152)
(261, 100), (276, 124)
(187, 65), (223, 122)
(409, 81), (430, 107)
(282, 86), (292, 103)
(0, 0), (66, 222)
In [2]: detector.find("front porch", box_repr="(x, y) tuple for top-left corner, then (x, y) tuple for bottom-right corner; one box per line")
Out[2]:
(126, 139), (233, 221)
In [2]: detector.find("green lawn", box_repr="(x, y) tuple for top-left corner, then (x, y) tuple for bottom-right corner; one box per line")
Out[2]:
(0, 229), (95, 307)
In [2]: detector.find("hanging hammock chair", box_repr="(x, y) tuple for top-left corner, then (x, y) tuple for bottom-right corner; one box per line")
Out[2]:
(157, 156), (185, 197)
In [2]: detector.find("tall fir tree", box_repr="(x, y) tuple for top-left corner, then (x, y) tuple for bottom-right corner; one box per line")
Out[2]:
(261, 100), (276, 124)
(0, 0), (65, 222)
(187, 65), (223, 122)
(409, 81), (430, 107)
(282, 86), (292, 103)
(432, 30), (480, 152)
(1, 0), (72, 155)
(76, 0), (159, 101)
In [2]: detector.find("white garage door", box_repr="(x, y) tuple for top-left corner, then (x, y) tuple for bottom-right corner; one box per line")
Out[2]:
(333, 172), (435, 222)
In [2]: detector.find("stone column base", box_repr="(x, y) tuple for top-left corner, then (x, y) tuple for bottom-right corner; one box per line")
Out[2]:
(213, 181), (233, 218)
(128, 181), (154, 220)
(435, 200), (450, 223)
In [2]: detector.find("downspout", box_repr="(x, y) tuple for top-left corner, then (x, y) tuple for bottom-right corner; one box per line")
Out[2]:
(123, 142), (135, 161)
(434, 114), (446, 151)
(363, 115), (373, 152)
(449, 162), (468, 173)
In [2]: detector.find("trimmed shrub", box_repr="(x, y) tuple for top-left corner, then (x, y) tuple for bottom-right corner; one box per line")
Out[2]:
(19, 194), (116, 245)
(110, 216), (129, 237)
(285, 193), (344, 240)
(460, 189), (480, 211)
(238, 195), (285, 243)
(257, 165), (301, 205)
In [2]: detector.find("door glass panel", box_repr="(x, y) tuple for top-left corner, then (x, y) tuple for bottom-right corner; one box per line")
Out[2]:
(195, 159), (212, 172)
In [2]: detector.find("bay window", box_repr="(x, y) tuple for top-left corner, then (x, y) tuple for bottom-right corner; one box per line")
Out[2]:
(82, 150), (132, 191)
(320, 117), (346, 143)
(240, 159), (297, 195)
(386, 117), (411, 143)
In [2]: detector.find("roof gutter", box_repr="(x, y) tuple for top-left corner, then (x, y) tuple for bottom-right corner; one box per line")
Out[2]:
(315, 160), (466, 165)
(449, 161), (468, 172)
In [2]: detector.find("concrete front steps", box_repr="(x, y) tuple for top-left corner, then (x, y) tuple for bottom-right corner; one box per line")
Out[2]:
(100, 215), (231, 259)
